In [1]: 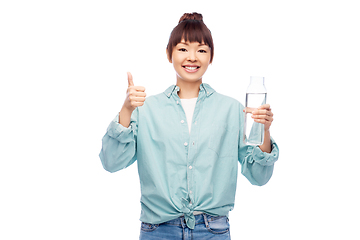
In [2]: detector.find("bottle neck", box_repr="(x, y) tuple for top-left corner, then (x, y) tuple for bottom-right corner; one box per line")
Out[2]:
(247, 76), (266, 93)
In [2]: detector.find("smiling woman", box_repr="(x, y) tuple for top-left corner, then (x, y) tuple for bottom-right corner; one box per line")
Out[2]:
(99, 12), (279, 240)
(166, 13), (214, 99)
(166, 12), (214, 63)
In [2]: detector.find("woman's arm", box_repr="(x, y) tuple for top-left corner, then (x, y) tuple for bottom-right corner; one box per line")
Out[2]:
(99, 111), (138, 173)
(239, 104), (279, 186)
(239, 139), (279, 186)
(99, 72), (146, 173)
(259, 130), (271, 153)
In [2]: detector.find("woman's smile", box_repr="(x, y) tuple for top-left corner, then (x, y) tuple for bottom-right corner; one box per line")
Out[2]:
(183, 65), (200, 73)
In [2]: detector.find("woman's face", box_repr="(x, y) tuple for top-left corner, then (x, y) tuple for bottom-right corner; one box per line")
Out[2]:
(168, 40), (211, 83)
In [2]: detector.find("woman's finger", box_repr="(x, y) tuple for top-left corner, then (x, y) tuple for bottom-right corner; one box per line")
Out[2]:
(258, 104), (271, 110)
(127, 72), (134, 87)
(252, 114), (273, 121)
(243, 107), (257, 113)
(129, 91), (146, 97)
(252, 109), (273, 117)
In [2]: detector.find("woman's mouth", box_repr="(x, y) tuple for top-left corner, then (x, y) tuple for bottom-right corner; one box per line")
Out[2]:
(183, 65), (200, 73)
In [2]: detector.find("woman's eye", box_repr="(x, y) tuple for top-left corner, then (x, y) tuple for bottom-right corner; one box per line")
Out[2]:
(178, 48), (187, 52)
(199, 49), (207, 53)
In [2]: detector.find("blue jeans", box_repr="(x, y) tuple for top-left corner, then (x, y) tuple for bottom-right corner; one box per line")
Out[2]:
(139, 213), (231, 239)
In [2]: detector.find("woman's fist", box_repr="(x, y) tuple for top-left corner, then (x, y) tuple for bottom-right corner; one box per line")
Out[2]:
(244, 104), (274, 132)
(123, 72), (146, 112)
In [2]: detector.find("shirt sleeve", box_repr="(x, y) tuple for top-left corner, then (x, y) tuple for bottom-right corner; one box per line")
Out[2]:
(99, 109), (138, 173)
(238, 104), (279, 186)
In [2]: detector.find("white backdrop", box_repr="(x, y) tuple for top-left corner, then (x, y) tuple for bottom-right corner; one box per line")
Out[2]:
(1, 0), (359, 239)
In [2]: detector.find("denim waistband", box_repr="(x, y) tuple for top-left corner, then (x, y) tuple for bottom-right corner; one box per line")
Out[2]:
(160, 213), (223, 227)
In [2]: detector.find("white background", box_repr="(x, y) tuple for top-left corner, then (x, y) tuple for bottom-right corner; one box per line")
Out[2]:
(1, 0), (359, 239)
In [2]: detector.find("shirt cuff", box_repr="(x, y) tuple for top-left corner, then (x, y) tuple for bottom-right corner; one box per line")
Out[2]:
(250, 138), (279, 166)
(106, 114), (134, 142)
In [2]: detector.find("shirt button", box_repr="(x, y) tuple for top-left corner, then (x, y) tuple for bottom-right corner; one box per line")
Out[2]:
(184, 142), (188, 146)
(181, 120), (185, 124)
(190, 190), (193, 194)
(176, 101), (179, 104)
(194, 121), (197, 125)
(189, 166), (192, 170)
(192, 142), (195, 146)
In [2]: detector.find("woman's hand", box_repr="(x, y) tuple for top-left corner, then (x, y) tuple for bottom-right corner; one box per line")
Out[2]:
(243, 104), (274, 153)
(244, 104), (274, 132)
(123, 72), (146, 112)
(119, 72), (146, 127)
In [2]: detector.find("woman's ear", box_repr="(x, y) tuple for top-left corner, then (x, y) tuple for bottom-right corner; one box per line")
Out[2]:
(166, 49), (172, 63)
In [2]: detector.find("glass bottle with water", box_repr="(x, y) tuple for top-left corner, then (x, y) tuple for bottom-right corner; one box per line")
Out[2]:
(243, 76), (267, 145)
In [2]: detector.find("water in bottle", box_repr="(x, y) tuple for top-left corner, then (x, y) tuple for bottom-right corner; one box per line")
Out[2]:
(244, 76), (267, 145)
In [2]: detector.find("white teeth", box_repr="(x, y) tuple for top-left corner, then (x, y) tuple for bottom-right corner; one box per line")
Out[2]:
(185, 66), (198, 70)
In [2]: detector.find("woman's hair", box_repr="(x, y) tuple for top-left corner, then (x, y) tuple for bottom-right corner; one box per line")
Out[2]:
(167, 12), (214, 63)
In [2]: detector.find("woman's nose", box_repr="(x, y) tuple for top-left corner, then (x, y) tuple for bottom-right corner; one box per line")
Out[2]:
(187, 51), (197, 61)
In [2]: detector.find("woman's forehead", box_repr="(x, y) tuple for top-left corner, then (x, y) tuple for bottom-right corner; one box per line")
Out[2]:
(177, 39), (208, 46)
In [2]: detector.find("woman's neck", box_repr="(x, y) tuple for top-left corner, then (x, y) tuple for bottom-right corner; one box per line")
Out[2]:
(176, 78), (202, 99)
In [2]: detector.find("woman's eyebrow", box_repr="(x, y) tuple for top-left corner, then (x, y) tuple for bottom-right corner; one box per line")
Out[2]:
(178, 42), (208, 47)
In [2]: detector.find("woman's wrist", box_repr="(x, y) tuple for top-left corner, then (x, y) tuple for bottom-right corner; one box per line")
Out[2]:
(119, 106), (133, 127)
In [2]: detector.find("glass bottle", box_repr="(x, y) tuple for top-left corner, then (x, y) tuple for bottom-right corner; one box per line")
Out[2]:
(243, 76), (267, 145)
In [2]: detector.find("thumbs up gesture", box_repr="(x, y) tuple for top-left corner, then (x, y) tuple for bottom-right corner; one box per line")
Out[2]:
(123, 72), (146, 112)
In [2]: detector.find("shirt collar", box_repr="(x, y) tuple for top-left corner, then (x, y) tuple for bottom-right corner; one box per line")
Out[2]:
(163, 83), (216, 98)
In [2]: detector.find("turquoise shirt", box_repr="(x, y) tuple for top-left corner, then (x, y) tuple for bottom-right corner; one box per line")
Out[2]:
(99, 83), (279, 229)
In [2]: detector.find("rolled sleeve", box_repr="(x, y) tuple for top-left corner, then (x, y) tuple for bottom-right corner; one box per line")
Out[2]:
(99, 111), (138, 173)
(239, 137), (279, 186)
(106, 116), (134, 143)
(250, 138), (279, 166)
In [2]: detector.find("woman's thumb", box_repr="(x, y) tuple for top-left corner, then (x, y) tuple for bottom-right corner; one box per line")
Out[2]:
(127, 72), (134, 87)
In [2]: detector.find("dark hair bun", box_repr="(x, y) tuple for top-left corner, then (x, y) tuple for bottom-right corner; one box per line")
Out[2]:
(179, 12), (203, 23)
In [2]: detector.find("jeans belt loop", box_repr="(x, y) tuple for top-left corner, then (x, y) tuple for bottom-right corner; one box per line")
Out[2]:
(203, 213), (209, 228)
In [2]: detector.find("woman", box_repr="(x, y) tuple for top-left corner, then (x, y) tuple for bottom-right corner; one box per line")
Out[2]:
(100, 12), (279, 240)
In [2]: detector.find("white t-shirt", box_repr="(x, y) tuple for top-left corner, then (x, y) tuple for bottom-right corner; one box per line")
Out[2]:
(180, 98), (197, 133)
